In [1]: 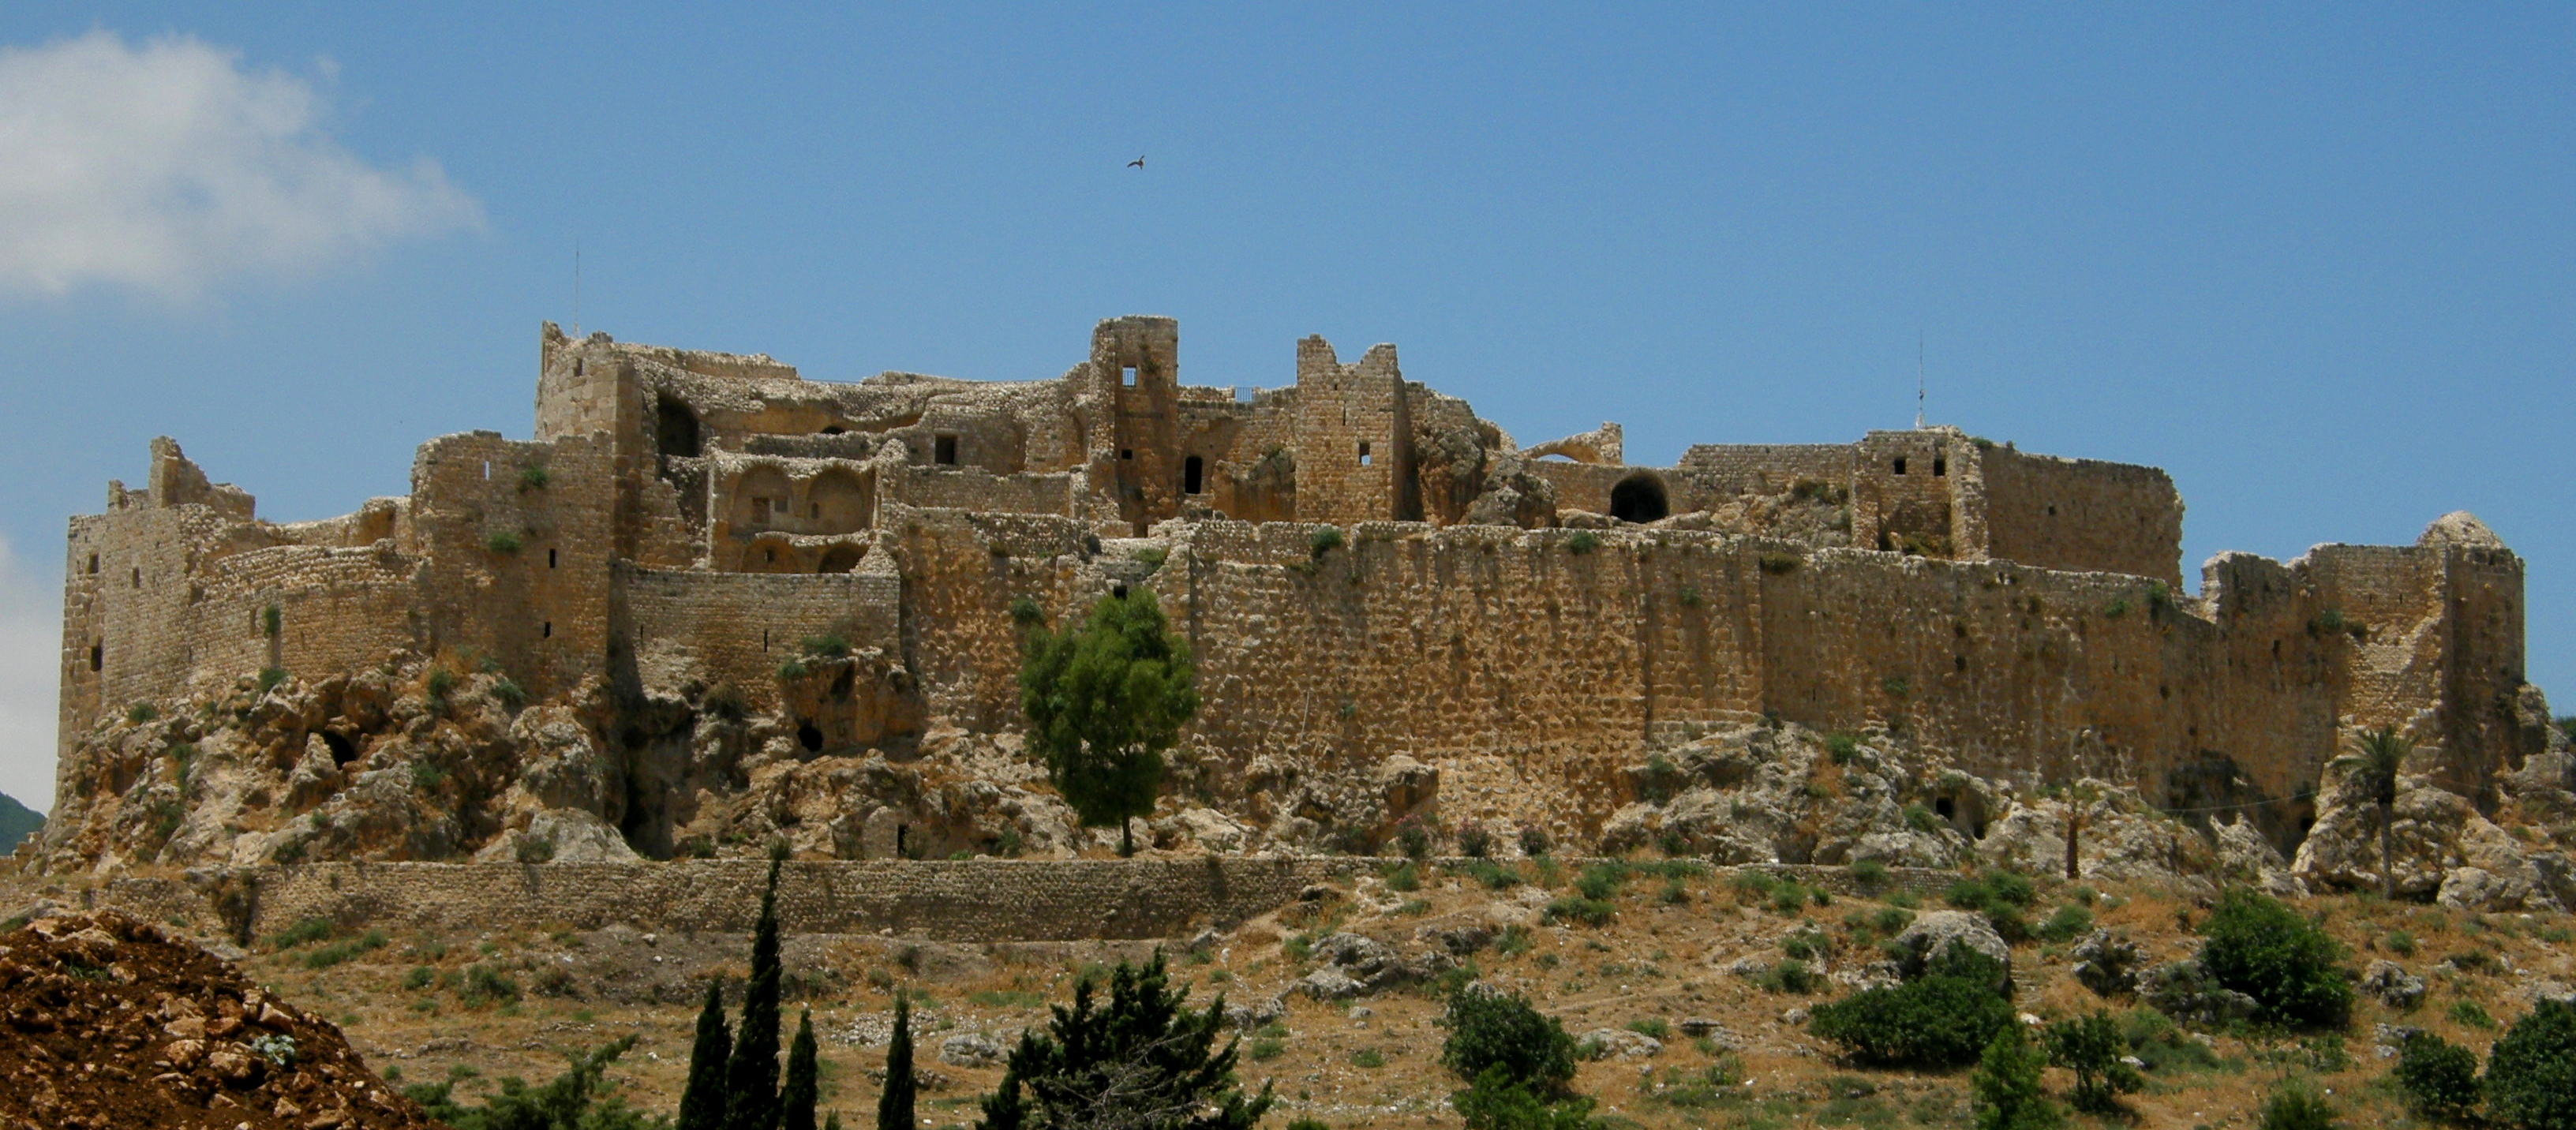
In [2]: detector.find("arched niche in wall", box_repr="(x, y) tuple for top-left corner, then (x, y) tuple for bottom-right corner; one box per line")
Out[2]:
(731, 465), (794, 531)
(1609, 473), (1670, 524)
(817, 543), (865, 574)
(807, 468), (871, 533)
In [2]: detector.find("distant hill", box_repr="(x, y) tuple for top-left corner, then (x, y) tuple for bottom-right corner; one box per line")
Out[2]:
(0, 791), (39, 852)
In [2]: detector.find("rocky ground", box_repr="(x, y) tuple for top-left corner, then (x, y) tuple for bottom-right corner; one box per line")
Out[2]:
(9, 855), (2569, 1130)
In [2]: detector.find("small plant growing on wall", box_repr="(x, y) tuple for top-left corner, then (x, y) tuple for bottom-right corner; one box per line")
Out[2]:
(1309, 526), (1343, 558)
(261, 604), (282, 638)
(517, 465), (550, 492)
(485, 529), (523, 554)
(1565, 531), (1601, 555)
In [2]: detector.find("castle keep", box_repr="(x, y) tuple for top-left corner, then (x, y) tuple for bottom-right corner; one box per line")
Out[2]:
(54, 317), (2531, 861)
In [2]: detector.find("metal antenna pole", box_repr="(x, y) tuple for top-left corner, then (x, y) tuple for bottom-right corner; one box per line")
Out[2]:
(1915, 332), (1926, 428)
(573, 240), (582, 339)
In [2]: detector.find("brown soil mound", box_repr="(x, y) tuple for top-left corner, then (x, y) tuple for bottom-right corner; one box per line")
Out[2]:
(0, 910), (438, 1130)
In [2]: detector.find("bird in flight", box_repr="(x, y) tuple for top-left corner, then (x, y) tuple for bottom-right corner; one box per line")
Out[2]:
(1128, 155), (1145, 169)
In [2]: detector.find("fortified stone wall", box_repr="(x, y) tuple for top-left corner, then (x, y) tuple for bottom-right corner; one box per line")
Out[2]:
(1979, 447), (2185, 587)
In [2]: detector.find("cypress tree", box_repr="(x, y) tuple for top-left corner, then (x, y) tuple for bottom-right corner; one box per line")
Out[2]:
(825, 1115), (843, 1130)
(782, 1008), (821, 1130)
(879, 992), (916, 1130)
(678, 978), (733, 1130)
(725, 855), (786, 1130)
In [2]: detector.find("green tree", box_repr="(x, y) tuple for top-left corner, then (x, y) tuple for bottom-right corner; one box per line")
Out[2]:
(1971, 1027), (2059, 1130)
(972, 952), (1269, 1130)
(2197, 888), (2352, 1028)
(1438, 986), (1578, 1095)
(2487, 998), (2576, 1129)
(2333, 726), (2410, 900)
(1019, 589), (1199, 856)
(783, 1008), (820, 1130)
(879, 993), (915, 1130)
(725, 855), (786, 1130)
(2391, 1031), (2481, 1122)
(2040, 1010), (2140, 1113)
(680, 979), (733, 1130)
(1451, 1067), (1597, 1130)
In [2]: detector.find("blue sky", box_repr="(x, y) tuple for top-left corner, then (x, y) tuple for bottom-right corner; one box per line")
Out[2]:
(0, 4), (2568, 808)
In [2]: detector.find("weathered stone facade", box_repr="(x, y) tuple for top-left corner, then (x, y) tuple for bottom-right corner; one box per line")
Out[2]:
(48, 316), (2533, 866)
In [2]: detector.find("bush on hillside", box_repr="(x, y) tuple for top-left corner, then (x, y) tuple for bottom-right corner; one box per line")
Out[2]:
(2391, 1031), (2480, 1122)
(1808, 948), (2014, 1067)
(2196, 889), (2352, 1028)
(2487, 998), (2576, 1129)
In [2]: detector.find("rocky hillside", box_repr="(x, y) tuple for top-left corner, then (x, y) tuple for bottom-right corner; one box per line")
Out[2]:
(28, 649), (2576, 924)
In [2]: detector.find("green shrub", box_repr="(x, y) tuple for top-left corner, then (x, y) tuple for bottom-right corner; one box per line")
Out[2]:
(1574, 863), (1627, 901)
(489, 676), (527, 709)
(1626, 1017), (1668, 1041)
(125, 702), (159, 724)
(2256, 1080), (2339, 1130)
(1825, 733), (1859, 764)
(1384, 861), (1421, 892)
(402, 966), (436, 990)
(799, 633), (850, 658)
(257, 666), (290, 693)
(1808, 949), (2013, 1067)
(2384, 928), (2417, 956)
(1872, 906), (1915, 936)
(2392, 1031), (2481, 1121)
(1970, 1027), (2058, 1130)
(516, 465), (550, 491)
(1758, 552), (1801, 574)
(2449, 999), (2496, 1029)
(462, 963), (521, 1006)
(425, 668), (456, 702)
(1351, 1049), (1385, 1068)
(2037, 904), (2094, 943)
(1849, 859), (1889, 890)
(2041, 1010), (2141, 1113)
(2102, 597), (2132, 619)
(1904, 803), (1942, 833)
(1544, 897), (1614, 927)
(1009, 595), (1045, 627)
(1564, 531), (1600, 555)
(304, 930), (388, 971)
(2486, 998), (2576, 1129)
(1309, 526), (1343, 556)
(1451, 1066), (1595, 1130)
(485, 529), (522, 554)
(1395, 814), (1433, 860)
(1440, 986), (1577, 1098)
(2196, 888), (2352, 1028)
(268, 918), (336, 949)
(1751, 959), (1817, 995)
(1457, 821), (1496, 859)
(261, 604), (283, 638)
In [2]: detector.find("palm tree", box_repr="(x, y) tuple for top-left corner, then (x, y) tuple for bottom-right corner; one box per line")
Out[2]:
(2334, 726), (2410, 900)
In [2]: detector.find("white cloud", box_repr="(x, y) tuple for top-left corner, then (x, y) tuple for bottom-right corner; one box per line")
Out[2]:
(0, 536), (58, 814)
(0, 30), (481, 299)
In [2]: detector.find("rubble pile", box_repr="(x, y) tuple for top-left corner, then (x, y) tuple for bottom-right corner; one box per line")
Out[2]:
(0, 910), (434, 1130)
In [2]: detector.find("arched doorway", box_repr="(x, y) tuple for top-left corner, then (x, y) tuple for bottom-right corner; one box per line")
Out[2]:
(817, 544), (864, 574)
(1609, 473), (1668, 524)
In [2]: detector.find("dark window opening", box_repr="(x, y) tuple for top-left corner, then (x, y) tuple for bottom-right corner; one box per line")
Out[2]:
(86, 554), (97, 574)
(1893, 458), (1908, 475)
(1954, 655), (1968, 672)
(655, 399), (702, 458)
(762, 630), (770, 652)
(810, 503), (820, 519)
(1608, 474), (1669, 524)
(796, 722), (823, 752)
(2046, 504), (2057, 516)
(132, 567), (140, 588)
(1933, 457), (1946, 477)
(89, 642), (101, 672)
(820, 425), (846, 436)
(1182, 455), (1204, 495)
(1358, 441), (1372, 466)
(1120, 449), (1133, 460)
(2159, 683), (2170, 699)
(934, 435), (958, 465)
(547, 548), (557, 568)
(763, 547), (777, 565)
(321, 731), (358, 766)
(1121, 365), (1138, 387)
(896, 824), (910, 857)
(1111, 583), (1129, 600)
(542, 621), (552, 638)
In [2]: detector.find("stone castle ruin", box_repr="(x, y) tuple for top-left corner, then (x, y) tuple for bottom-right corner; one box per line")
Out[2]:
(39, 316), (2544, 885)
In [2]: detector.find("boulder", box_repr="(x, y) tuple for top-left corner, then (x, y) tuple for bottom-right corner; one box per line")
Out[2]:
(1887, 911), (2011, 990)
(1578, 1028), (1662, 1059)
(2072, 930), (2143, 997)
(2360, 960), (2425, 1010)
(938, 1033), (1005, 1068)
